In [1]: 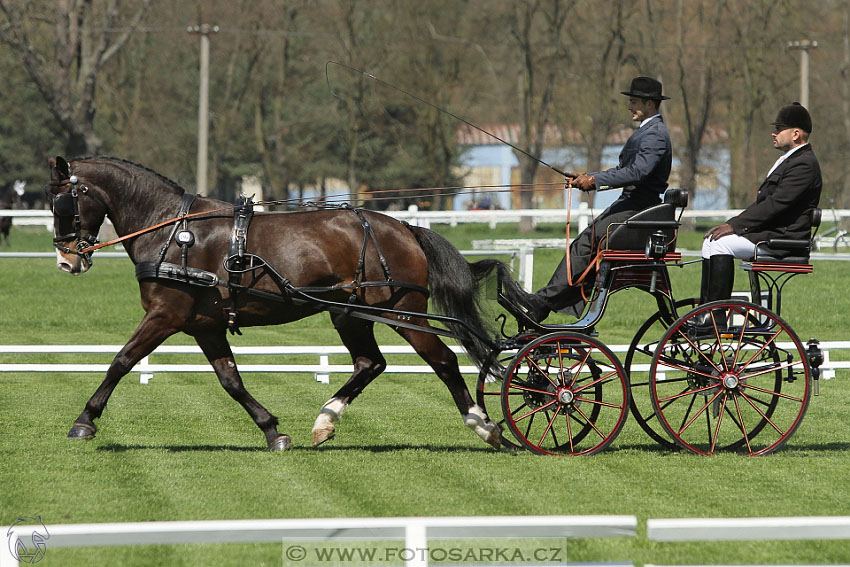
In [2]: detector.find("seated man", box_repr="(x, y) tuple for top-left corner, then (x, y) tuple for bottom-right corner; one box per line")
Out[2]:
(699, 102), (822, 305)
(523, 76), (672, 321)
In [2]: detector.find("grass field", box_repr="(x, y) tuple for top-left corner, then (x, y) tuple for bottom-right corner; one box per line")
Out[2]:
(1, 223), (849, 566)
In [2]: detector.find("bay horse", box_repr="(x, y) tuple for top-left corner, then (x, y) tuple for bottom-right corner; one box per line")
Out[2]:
(46, 156), (515, 451)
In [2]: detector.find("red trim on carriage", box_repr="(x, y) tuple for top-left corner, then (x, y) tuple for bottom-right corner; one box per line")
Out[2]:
(743, 261), (813, 274)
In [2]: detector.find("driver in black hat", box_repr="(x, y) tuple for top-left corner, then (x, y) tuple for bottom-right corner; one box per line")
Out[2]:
(521, 76), (673, 322)
(696, 102), (822, 308)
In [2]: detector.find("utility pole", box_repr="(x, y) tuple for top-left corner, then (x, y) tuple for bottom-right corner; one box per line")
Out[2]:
(788, 39), (818, 109)
(188, 24), (219, 196)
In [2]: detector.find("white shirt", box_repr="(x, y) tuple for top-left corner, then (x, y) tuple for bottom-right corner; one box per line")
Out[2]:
(640, 114), (661, 128)
(765, 142), (809, 178)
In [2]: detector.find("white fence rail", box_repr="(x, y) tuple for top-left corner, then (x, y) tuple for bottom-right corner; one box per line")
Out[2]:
(1, 515), (637, 567)
(647, 516), (850, 542)
(7, 207), (850, 231)
(0, 342), (845, 384)
(5, 515), (849, 567)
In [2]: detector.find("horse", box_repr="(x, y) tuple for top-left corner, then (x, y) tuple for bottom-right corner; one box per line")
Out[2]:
(46, 156), (521, 451)
(0, 180), (23, 246)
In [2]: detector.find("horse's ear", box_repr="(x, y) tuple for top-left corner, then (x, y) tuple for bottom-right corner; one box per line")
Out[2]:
(50, 156), (70, 181)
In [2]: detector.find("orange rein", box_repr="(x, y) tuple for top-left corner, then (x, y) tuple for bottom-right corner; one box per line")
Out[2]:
(78, 205), (232, 255)
(563, 180), (599, 302)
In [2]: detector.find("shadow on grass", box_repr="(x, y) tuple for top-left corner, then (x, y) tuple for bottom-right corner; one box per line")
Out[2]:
(614, 441), (850, 455)
(96, 443), (501, 454)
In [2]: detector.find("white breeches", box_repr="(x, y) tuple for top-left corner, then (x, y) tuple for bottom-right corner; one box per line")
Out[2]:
(702, 234), (757, 259)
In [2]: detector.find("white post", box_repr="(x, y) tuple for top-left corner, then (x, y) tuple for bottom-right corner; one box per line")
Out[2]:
(519, 246), (534, 292)
(1, 535), (19, 567)
(788, 39), (818, 109)
(404, 521), (428, 567)
(189, 24), (219, 196)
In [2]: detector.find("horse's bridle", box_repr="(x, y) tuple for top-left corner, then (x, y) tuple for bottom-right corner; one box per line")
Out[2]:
(47, 175), (109, 262)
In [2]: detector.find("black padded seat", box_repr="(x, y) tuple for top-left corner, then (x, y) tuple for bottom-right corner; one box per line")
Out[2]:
(605, 188), (688, 252)
(752, 208), (821, 264)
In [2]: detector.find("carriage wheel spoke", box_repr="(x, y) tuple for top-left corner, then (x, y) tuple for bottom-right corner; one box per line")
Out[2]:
(709, 393), (729, 454)
(538, 408), (561, 447)
(677, 389), (724, 436)
(733, 395), (752, 454)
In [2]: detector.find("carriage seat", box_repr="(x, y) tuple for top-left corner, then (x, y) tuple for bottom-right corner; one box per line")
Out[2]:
(750, 208), (821, 265)
(604, 188), (688, 253)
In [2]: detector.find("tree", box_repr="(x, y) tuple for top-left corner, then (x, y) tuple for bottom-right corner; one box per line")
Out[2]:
(567, 0), (638, 206)
(502, 0), (573, 232)
(0, 0), (151, 157)
(671, 0), (724, 195)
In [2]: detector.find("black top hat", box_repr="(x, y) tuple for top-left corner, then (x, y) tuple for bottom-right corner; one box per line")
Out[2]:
(772, 102), (812, 134)
(620, 76), (670, 100)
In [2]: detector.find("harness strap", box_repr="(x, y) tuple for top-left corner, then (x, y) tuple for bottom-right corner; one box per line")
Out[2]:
(344, 205), (395, 295)
(135, 261), (220, 286)
(155, 193), (197, 274)
(134, 261), (456, 340)
(226, 196), (255, 334)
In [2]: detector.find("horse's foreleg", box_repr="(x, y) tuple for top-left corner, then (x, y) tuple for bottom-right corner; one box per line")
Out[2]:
(312, 317), (386, 446)
(399, 327), (501, 449)
(67, 310), (179, 440)
(194, 331), (290, 451)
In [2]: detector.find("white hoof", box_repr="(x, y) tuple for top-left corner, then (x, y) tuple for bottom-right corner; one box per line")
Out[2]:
(464, 406), (501, 450)
(311, 398), (347, 447)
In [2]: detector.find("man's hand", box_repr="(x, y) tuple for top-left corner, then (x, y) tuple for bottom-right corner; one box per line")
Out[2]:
(705, 223), (735, 241)
(571, 174), (596, 192)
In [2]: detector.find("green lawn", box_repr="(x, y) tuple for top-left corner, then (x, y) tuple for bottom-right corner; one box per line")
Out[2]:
(1, 223), (849, 566)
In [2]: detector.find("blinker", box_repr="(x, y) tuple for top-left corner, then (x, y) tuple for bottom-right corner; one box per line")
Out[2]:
(53, 193), (76, 217)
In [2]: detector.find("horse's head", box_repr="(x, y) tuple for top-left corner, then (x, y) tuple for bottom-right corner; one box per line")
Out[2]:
(47, 156), (109, 275)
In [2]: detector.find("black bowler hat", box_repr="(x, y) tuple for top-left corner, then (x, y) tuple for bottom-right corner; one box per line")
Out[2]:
(621, 76), (670, 100)
(772, 102), (812, 134)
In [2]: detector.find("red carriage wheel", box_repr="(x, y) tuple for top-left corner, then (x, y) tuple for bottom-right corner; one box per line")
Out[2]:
(501, 332), (629, 455)
(649, 300), (812, 456)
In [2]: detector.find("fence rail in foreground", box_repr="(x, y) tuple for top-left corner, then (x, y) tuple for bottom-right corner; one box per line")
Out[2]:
(0, 342), (845, 384)
(647, 516), (850, 542)
(5, 515), (850, 567)
(1, 515), (636, 567)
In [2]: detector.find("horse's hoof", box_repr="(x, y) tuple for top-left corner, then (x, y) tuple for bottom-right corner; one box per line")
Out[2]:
(312, 428), (334, 447)
(67, 423), (96, 440)
(268, 435), (292, 452)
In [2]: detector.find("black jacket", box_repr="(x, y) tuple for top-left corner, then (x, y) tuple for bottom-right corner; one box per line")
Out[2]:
(728, 144), (822, 252)
(591, 115), (672, 200)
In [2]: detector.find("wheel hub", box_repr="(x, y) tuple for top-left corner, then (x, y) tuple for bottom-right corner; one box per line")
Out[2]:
(558, 388), (575, 404)
(722, 373), (740, 389)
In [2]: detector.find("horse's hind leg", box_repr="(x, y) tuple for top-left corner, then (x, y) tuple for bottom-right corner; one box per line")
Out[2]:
(312, 317), (386, 446)
(195, 331), (290, 451)
(398, 327), (501, 449)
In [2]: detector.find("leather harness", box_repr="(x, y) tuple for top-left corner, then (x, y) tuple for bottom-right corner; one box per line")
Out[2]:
(134, 196), (433, 336)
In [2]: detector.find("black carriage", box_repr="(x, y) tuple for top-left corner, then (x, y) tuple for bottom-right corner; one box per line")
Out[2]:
(477, 188), (824, 456)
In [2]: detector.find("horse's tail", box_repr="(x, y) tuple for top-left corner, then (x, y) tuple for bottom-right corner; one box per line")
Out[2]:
(407, 225), (522, 373)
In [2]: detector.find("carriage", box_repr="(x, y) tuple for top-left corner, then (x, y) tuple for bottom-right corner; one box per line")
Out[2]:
(45, 157), (823, 456)
(477, 187), (824, 456)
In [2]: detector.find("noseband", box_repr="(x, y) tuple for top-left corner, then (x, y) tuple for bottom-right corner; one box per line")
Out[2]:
(47, 175), (108, 262)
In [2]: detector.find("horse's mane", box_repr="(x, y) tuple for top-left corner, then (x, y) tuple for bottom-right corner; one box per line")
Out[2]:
(73, 156), (186, 195)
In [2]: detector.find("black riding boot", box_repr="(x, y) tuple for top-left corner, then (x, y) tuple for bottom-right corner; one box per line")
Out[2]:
(704, 254), (734, 303)
(691, 254), (735, 330)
